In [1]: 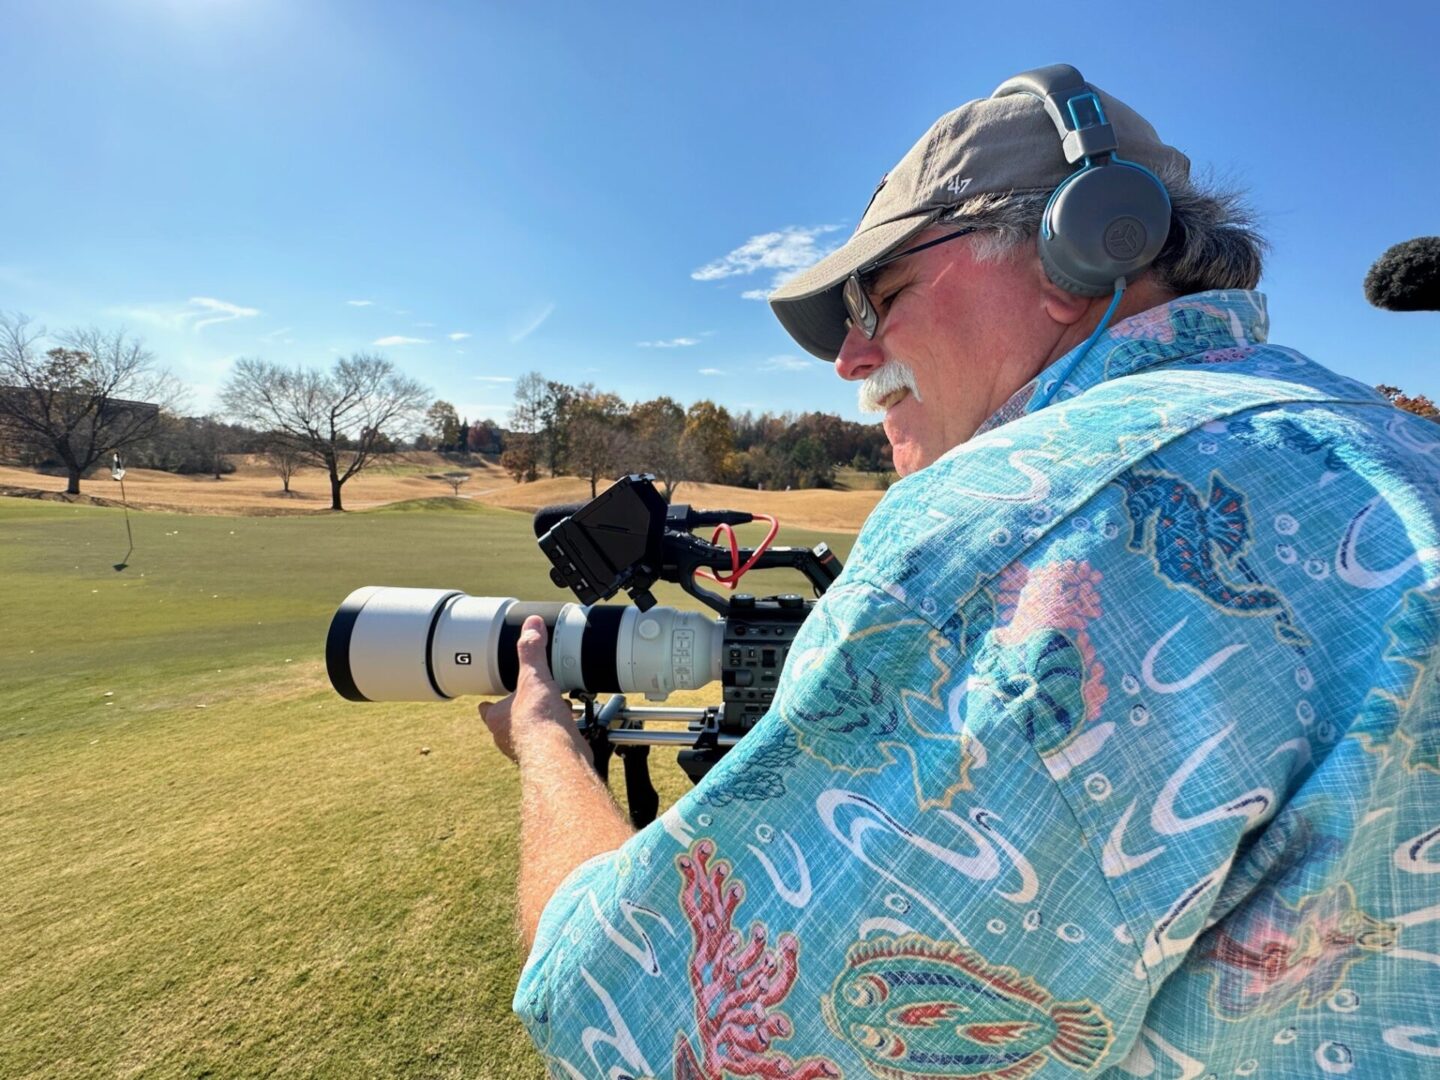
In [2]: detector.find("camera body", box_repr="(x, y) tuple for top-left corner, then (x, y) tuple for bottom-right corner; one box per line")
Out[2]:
(716, 592), (807, 734)
(535, 473), (837, 733)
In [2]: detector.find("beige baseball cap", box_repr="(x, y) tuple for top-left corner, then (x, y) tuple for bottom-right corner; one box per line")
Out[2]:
(768, 75), (1190, 360)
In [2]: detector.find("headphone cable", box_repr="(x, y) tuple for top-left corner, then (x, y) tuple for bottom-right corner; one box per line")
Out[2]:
(1031, 277), (1127, 411)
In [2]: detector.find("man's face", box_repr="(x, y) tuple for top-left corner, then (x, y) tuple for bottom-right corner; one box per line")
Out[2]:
(836, 227), (1061, 476)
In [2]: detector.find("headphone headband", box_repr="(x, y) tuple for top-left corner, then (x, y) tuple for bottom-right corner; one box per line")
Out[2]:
(993, 64), (1119, 164)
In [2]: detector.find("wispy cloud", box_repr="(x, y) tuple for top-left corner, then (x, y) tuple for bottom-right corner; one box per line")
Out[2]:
(761, 355), (814, 372)
(692, 224), (843, 300)
(259, 326), (293, 343)
(509, 302), (555, 344)
(448, 331), (471, 341)
(637, 336), (699, 348)
(109, 296), (260, 333)
(346, 299), (374, 307)
(698, 367), (725, 376)
(373, 334), (430, 347)
(189, 297), (260, 331)
(415, 321), (436, 328)
(472, 375), (515, 383)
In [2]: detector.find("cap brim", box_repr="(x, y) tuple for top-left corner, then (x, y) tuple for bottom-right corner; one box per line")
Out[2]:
(769, 215), (932, 361)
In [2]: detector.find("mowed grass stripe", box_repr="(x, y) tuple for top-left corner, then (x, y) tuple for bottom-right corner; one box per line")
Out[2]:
(0, 496), (852, 1078)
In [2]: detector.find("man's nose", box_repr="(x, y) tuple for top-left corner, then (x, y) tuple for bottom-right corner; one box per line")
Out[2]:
(834, 325), (884, 381)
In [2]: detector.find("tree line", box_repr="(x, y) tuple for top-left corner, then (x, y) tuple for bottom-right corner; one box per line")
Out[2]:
(0, 315), (892, 508)
(3, 309), (1436, 511)
(492, 371), (894, 499)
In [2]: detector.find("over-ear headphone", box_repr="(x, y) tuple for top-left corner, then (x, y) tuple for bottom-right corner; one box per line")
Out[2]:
(992, 64), (1172, 297)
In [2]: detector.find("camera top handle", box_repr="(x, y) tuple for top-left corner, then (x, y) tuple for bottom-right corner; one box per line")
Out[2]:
(536, 474), (842, 614)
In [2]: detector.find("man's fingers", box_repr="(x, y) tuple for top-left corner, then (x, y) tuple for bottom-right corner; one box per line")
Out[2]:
(515, 615), (554, 683)
(519, 614), (547, 647)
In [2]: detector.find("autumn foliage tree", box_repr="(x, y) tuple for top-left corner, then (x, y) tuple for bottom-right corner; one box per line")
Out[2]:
(425, 400), (462, 450)
(681, 400), (737, 483)
(466, 418), (503, 454)
(565, 387), (631, 497)
(1377, 384), (1440, 423)
(500, 441), (538, 483)
(628, 396), (689, 499)
(499, 373), (899, 495)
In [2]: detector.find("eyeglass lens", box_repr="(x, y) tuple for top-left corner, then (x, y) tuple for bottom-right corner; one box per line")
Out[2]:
(843, 274), (877, 339)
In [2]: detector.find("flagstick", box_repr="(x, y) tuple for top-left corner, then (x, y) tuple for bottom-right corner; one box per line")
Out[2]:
(112, 452), (134, 570)
(119, 476), (134, 555)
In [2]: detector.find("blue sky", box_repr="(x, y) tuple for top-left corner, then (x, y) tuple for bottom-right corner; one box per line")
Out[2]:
(1, 0), (1435, 427)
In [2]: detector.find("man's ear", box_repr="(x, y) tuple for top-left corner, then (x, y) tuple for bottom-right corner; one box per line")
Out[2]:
(1039, 272), (1094, 327)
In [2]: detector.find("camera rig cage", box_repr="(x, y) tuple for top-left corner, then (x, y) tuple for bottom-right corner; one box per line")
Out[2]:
(534, 474), (841, 826)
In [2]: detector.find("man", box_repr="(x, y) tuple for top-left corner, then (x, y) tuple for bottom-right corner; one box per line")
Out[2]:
(484, 65), (1440, 1078)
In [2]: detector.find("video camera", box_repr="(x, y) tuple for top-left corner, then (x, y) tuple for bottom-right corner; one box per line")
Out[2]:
(325, 474), (842, 825)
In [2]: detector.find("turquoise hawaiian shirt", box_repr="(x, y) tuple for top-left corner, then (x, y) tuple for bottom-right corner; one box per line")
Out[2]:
(514, 291), (1440, 1079)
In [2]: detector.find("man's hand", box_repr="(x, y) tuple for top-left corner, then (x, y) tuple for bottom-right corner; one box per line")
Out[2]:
(478, 613), (633, 950)
(479, 615), (589, 766)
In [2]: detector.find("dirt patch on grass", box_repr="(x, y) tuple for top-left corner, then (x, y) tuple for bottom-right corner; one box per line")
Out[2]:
(0, 484), (129, 508)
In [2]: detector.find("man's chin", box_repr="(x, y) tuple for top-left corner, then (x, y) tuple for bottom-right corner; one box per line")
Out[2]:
(889, 443), (924, 477)
(885, 414), (932, 477)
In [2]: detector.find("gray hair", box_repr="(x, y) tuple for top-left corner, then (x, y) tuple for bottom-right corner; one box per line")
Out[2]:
(950, 162), (1268, 294)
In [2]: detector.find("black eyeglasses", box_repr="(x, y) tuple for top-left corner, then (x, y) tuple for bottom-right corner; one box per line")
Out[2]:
(842, 227), (979, 340)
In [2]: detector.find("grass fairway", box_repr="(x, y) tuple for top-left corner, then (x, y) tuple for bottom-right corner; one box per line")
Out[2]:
(0, 496), (855, 1079)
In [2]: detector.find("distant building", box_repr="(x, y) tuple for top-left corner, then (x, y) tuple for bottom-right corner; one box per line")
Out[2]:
(0, 386), (160, 464)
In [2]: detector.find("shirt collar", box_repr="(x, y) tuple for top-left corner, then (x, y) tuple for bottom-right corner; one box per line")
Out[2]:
(974, 289), (1271, 438)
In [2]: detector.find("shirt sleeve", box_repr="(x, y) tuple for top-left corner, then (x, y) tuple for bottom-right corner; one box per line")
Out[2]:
(514, 577), (1152, 1080)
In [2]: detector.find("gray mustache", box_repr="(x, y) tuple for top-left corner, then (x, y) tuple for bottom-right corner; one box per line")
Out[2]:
(858, 361), (922, 413)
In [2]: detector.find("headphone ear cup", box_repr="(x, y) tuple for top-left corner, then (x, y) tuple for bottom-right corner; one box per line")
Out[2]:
(1039, 163), (1171, 296)
(1039, 221), (1110, 297)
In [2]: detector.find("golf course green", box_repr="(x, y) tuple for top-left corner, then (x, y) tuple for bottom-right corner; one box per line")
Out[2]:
(0, 495), (854, 1078)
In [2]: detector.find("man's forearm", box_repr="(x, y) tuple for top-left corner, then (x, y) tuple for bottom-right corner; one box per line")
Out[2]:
(515, 728), (637, 951)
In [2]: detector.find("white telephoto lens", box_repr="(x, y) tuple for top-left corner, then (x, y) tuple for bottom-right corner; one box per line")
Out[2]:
(329, 586), (471, 701)
(328, 587), (724, 702)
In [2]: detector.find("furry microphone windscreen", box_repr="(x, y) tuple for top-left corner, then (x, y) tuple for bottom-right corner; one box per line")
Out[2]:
(1364, 236), (1440, 312)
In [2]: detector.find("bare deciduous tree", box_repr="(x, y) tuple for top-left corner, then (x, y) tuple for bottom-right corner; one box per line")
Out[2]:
(0, 313), (185, 494)
(261, 433), (306, 494)
(220, 354), (428, 510)
(440, 471), (470, 495)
